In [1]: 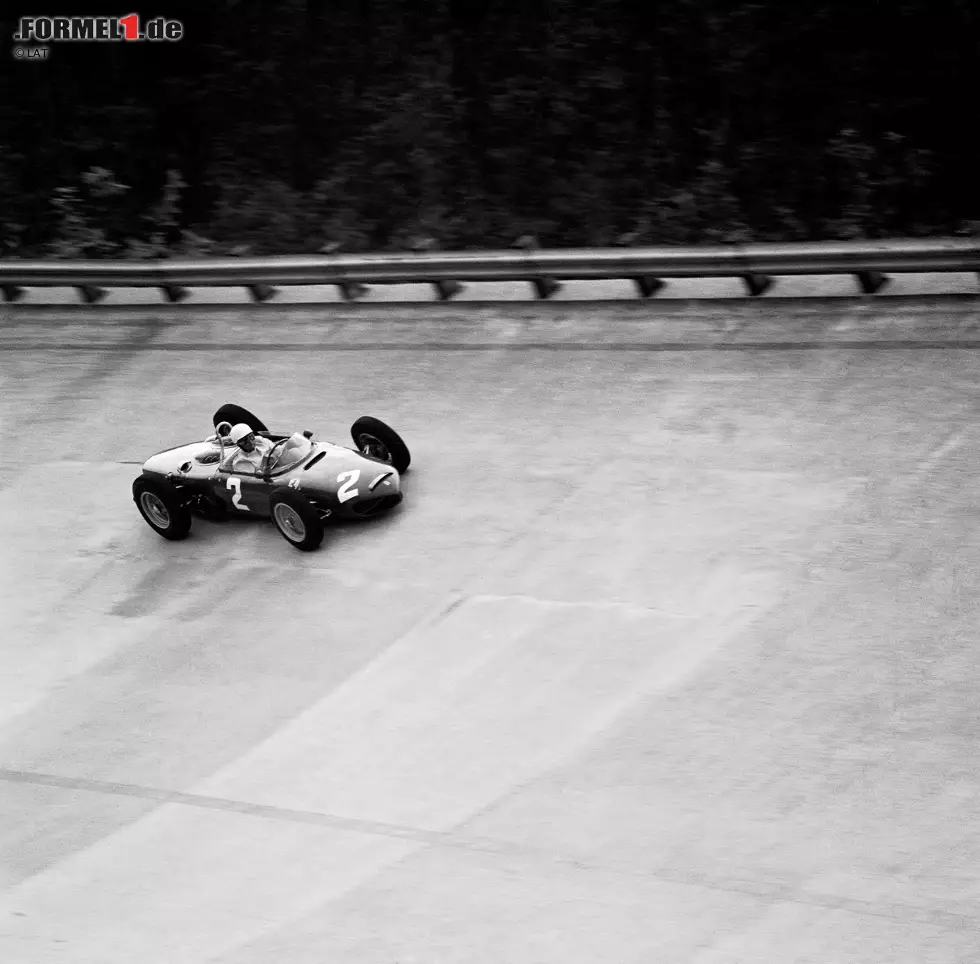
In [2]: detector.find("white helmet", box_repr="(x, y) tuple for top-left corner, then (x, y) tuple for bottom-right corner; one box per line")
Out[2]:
(229, 423), (254, 444)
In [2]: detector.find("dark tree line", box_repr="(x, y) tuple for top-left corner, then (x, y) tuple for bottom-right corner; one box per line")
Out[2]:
(0, 0), (977, 257)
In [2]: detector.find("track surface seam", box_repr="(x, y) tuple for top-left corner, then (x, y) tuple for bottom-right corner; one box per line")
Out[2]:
(0, 767), (972, 934)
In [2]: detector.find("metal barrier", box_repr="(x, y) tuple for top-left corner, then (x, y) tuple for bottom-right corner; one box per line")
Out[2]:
(0, 238), (977, 304)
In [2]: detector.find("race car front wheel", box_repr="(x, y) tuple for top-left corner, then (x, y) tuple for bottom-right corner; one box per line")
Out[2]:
(133, 476), (192, 541)
(269, 490), (324, 551)
(351, 416), (411, 473)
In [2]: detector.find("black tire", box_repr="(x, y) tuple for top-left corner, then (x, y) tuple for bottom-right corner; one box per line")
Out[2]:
(269, 489), (325, 551)
(212, 403), (268, 434)
(133, 476), (192, 541)
(350, 416), (411, 473)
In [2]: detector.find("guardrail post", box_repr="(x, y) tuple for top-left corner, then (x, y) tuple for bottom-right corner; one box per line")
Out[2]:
(322, 242), (370, 302)
(228, 244), (279, 303)
(1, 284), (24, 303)
(246, 284), (278, 303)
(856, 270), (889, 294)
(433, 280), (463, 301)
(161, 285), (189, 303)
(513, 236), (562, 299)
(531, 276), (561, 298)
(631, 276), (665, 298)
(338, 281), (369, 301)
(613, 235), (665, 297)
(77, 285), (106, 304)
(408, 237), (464, 301)
(741, 273), (773, 296)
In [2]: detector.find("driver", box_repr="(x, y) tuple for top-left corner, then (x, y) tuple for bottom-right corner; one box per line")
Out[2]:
(222, 422), (273, 472)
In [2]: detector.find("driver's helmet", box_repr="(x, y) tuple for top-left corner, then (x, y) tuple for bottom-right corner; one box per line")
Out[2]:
(229, 423), (255, 447)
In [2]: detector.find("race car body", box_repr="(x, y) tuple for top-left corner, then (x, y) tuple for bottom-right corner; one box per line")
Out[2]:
(132, 404), (410, 551)
(141, 434), (402, 520)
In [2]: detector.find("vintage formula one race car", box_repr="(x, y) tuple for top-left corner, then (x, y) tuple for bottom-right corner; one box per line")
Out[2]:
(132, 404), (410, 551)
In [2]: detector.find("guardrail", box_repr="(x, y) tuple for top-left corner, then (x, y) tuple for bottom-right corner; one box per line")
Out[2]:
(0, 238), (978, 304)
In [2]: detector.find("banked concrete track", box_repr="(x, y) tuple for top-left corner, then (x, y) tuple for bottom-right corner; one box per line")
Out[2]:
(1, 297), (980, 962)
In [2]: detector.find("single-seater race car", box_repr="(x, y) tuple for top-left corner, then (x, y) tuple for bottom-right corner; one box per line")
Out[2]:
(132, 404), (411, 551)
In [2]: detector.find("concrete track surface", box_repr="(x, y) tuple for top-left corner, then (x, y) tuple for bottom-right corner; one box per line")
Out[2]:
(1, 297), (980, 963)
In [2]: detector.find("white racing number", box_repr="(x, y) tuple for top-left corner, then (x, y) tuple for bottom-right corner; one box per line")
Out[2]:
(336, 469), (360, 503)
(227, 476), (250, 511)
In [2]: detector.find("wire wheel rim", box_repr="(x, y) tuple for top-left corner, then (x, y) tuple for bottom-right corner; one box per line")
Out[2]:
(358, 433), (391, 463)
(140, 491), (171, 528)
(274, 503), (306, 542)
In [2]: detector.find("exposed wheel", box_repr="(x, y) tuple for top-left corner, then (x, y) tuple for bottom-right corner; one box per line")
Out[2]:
(133, 476), (192, 541)
(212, 403), (268, 434)
(269, 489), (324, 551)
(350, 416), (411, 473)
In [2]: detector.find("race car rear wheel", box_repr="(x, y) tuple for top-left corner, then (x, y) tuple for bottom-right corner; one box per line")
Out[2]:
(213, 403), (268, 434)
(350, 416), (411, 473)
(269, 490), (324, 551)
(133, 476), (192, 541)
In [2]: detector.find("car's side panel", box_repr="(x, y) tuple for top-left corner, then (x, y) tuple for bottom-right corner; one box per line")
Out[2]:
(215, 470), (272, 517)
(144, 441), (223, 480)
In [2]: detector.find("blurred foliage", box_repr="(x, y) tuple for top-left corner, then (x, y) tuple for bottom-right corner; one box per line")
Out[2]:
(0, 0), (976, 257)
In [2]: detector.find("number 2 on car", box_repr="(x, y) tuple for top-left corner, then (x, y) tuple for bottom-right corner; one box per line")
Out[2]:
(227, 476), (249, 511)
(336, 470), (360, 503)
